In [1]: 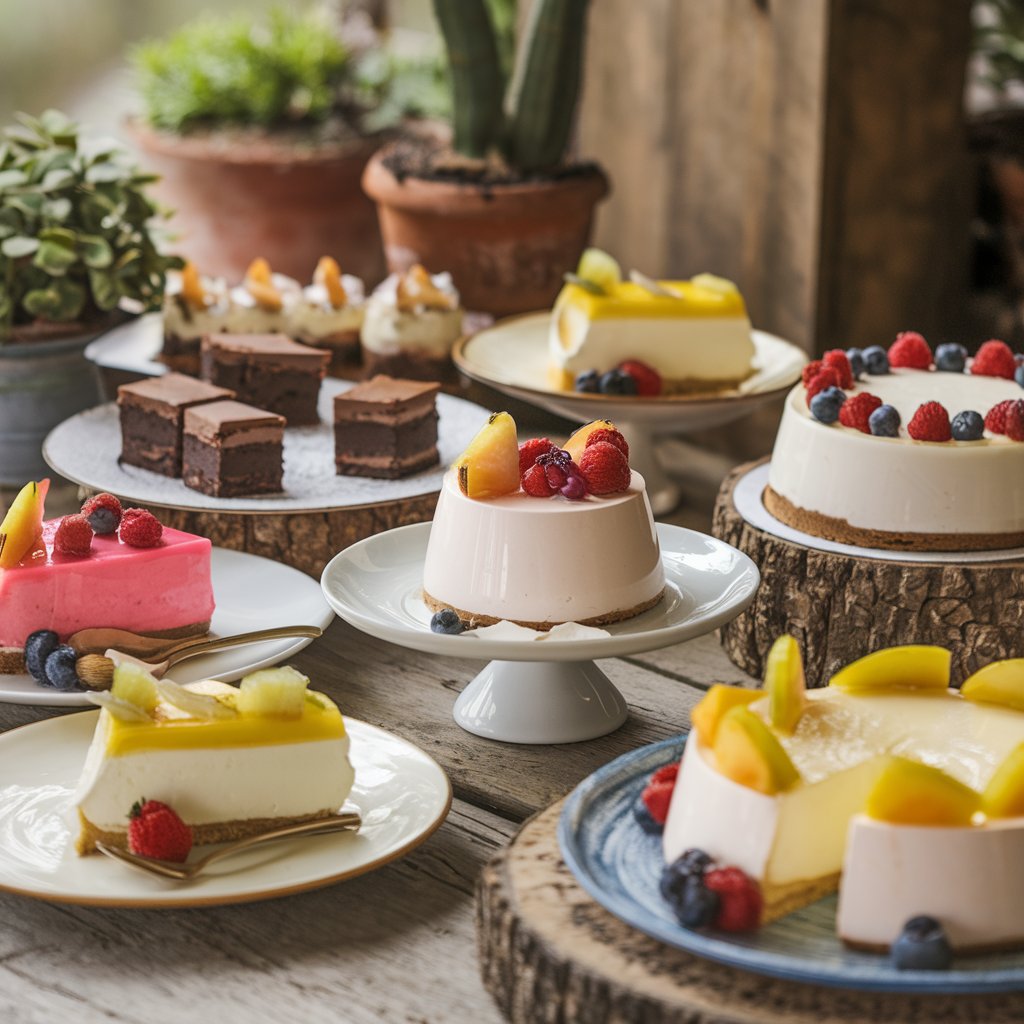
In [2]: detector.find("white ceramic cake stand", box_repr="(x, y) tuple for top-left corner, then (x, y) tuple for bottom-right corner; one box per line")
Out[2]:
(320, 522), (759, 744)
(453, 314), (806, 515)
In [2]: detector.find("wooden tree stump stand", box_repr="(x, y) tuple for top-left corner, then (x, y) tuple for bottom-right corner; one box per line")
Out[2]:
(712, 460), (1024, 686)
(477, 800), (1022, 1024)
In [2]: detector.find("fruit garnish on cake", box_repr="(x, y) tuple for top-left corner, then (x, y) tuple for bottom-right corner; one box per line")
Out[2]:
(661, 636), (1024, 955)
(243, 257), (284, 312)
(396, 264), (459, 313)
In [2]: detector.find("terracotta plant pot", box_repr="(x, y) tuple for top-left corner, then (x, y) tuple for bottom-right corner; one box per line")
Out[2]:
(126, 121), (388, 287)
(362, 148), (609, 316)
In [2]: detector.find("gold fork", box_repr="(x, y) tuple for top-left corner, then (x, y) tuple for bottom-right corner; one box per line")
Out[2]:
(95, 812), (362, 881)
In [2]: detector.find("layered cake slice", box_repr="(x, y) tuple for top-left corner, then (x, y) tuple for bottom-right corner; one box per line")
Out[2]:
(161, 262), (230, 374)
(75, 663), (355, 854)
(334, 375), (440, 479)
(200, 332), (329, 427)
(290, 256), (366, 370)
(182, 400), (285, 497)
(223, 257), (300, 335)
(118, 373), (235, 477)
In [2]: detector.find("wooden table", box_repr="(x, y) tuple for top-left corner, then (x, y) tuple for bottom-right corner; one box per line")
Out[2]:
(0, 442), (748, 1023)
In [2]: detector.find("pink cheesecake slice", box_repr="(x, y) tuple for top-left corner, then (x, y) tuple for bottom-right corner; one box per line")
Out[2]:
(0, 518), (214, 653)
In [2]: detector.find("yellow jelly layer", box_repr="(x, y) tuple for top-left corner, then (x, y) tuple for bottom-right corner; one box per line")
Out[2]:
(104, 692), (346, 757)
(556, 279), (747, 320)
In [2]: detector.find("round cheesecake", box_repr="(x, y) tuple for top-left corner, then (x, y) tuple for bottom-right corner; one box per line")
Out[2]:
(422, 469), (666, 629)
(766, 368), (1024, 550)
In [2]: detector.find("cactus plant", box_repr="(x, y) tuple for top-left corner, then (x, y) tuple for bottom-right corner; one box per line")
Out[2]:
(0, 110), (179, 341)
(433, 0), (591, 174)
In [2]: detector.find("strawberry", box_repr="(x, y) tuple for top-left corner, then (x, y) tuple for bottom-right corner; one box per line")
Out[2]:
(54, 514), (93, 557)
(888, 331), (933, 370)
(805, 367), (841, 401)
(838, 392), (882, 433)
(119, 508), (163, 548)
(822, 350), (854, 389)
(971, 339), (1016, 380)
(578, 441), (631, 495)
(585, 427), (629, 459)
(703, 866), (763, 932)
(801, 360), (823, 388)
(650, 762), (679, 787)
(641, 779), (675, 825)
(1005, 400), (1024, 442)
(907, 401), (952, 442)
(127, 799), (193, 862)
(617, 360), (662, 397)
(521, 463), (555, 497)
(985, 399), (1015, 435)
(518, 438), (556, 476)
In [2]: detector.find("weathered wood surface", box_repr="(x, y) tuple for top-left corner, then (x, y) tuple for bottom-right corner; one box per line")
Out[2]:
(478, 802), (1024, 1024)
(713, 460), (1024, 686)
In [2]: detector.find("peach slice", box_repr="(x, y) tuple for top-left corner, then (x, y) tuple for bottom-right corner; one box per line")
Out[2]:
(245, 257), (282, 312)
(454, 412), (520, 500)
(982, 742), (1024, 819)
(314, 256), (347, 308)
(764, 634), (806, 733)
(397, 264), (457, 313)
(865, 757), (980, 826)
(961, 660), (1024, 713)
(713, 706), (800, 795)
(180, 261), (209, 309)
(828, 645), (950, 694)
(0, 478), (49, 569)
(563, 420), (618, 464)
(691, 684), (761, 746)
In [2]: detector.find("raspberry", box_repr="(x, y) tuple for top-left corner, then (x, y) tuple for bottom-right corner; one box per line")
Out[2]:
(119, 508), (164, 548)
(985, 399), (1014, 435)
(578, 441), (631, 495)
(617, 360), (662, 397)
(907, 401), (952, 442)
(805, 367), (841, 401)
(518, 438), (556, 476)
(127, 799), (193, 863)
(54, 514), (93, 557)
(521, 463), (555, 497)
(80, 492), (122, 535)
(822, 350), (854, 389)
(888, 331), (933, 370)
(971, 339), (1016, 380)
(801, 360), (823, 387)
(641, 780), (675, 825)
(1005, 400), (1024, 442)
(838, 392), (882, 433)
(703, 866), (762, 932)
(585, 427), (629, 459)
(650, 763), (679, 787)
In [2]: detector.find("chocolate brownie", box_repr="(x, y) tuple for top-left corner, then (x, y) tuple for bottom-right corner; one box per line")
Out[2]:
(118, 373), (235, 477)
(182, 400), (286, 497)
(200, 333), (329, 427)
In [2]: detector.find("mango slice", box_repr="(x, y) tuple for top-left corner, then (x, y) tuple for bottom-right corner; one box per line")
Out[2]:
(982, 742), (1024, 819)
(828, 646), (951, 694)
(764, 634), (806, 733)
(314, 256), (347, 308)
(865, 757), (980, 826)
(0, 478), (49, 569)
(713, 706), (800, 795)
(576, 248), (621, 294)
(691, 684), (761, 746)
(563, 419), (617, 464)
(961, 659), (1024, 713)
(245, 257), (282, 312)
(454, 412), (520, 500)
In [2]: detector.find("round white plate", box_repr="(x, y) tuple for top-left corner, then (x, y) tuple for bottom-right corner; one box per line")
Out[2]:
(84, 312), (166, 377)
(43, 379), (490, 514)
(0, 713), (451, 907)
(453, 313), (807, 433)
(321, 521), (760, 663)
(0, 547), (333, 707)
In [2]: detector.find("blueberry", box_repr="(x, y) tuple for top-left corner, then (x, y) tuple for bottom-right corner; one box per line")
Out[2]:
(1015, 364), (1024, 389)
(43, 645), (80, 690)
(633, 798), (662, 835)
(24, 629), (59, 682)
(934, 343), (967, 373)
(86, 507), (119, 535)
(429, 608), (464, 635)
(863, 345), (890, 375)
(845, 348), (865, 380)
(661, 872), (720, 928)
(890, 915), (953, 971)
(598, 369), (638, 396)
(951, 409), (984, 441)
(809, 386), (846, 424)
(869, 404), (900, 437)
(574, 369), (601, 394)
(660, 848), (713, 903)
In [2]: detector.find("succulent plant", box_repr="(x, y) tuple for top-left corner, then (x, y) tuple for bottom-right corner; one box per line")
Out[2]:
(433, 0), (591, 174)
(0, 109), (179, 341)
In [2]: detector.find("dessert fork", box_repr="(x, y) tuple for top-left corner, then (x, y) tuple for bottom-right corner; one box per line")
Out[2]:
(95, 812), (362, 881)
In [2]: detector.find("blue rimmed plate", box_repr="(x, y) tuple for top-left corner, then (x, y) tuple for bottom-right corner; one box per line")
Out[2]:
(558, 735), (1024, 993)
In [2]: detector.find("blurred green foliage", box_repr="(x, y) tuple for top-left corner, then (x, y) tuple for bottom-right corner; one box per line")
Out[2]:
(975, 0), (1024, 95)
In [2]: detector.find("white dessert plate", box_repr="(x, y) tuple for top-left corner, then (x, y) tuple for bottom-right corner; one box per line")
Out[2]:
(0, 547), (333, 708)
(42, 378), (490, 514)
(0, 713), (451, 908)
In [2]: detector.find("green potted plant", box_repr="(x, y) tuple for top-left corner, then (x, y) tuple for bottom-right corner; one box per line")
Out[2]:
(0, 109), (178, 483)
(362, 0), (608, 316)
(128, 5), (427, 286)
